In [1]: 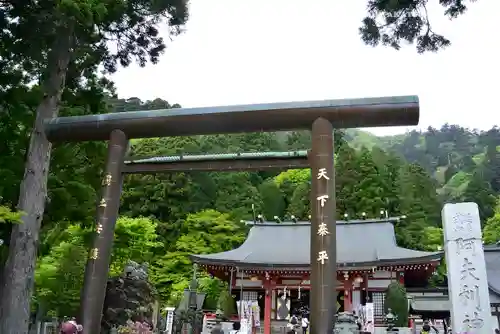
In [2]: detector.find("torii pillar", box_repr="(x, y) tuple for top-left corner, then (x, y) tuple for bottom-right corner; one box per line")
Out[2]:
(309, 118), (336, 334)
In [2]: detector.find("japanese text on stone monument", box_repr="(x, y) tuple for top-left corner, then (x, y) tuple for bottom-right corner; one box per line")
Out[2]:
(442, 203), (491, 334)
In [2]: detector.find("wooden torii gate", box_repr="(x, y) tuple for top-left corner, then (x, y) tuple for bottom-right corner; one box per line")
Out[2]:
(43, 96), (419, 334)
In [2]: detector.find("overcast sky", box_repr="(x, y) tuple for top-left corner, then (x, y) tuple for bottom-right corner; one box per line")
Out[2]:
(110, 0), (499, 136)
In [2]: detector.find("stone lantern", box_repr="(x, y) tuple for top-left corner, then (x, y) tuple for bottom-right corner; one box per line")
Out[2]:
(384, 308), (399, 334)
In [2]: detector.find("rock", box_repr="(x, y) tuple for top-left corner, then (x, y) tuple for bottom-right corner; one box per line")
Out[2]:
(101, 262), (155, 331)
(124, 261), (149, 281)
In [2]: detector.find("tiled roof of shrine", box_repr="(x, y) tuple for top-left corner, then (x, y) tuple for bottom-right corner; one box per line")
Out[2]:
(190, 218), (442, 269)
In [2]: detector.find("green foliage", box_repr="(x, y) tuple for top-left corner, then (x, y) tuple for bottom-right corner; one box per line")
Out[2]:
(483, 212), (500, 245)
(110, 217), (162, 276)
(428, 260), (447, 287)
(355, 126), (500, 225)
(288, 182), (311, 220)
(212, 173), (262, 220)
(422, 227), (443, 251)
(461, 168), (497, 224)
(344, 129), (385, 150)
(335, 144), (361, 216)
(0, 206), (22, 224)
(149, 210), (247, 304)
(35, 217), (160, 317)
(1, 0), (188, 79)
(395, 163), (441, 249)
(35, 225), (89, 317)
(218, 289), (236, 318)
(352, 148), (387, 215)
(275, 169), (311, 217)
(198, 276), (223, 310)
(275, 169), (310, 188)
(442, 171), (471, 198)
(259, 180), (286, 220)
(384, 282), (409, 327)
(359, 0), (474, 53)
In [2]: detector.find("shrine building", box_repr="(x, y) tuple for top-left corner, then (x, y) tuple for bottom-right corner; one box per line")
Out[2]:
(190, 217), (442, 332)
(408, 243), (500, 332)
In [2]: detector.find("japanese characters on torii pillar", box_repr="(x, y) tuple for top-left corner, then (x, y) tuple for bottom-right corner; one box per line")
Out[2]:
(89, 173), (113, 260)
(442, 202), (491, 334)
(316, 168), (330, 264)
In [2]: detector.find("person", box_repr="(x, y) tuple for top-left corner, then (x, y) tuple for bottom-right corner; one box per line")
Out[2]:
(287, 314), (299, 334)
(301, 314), (309, 334)
(229, 321), (241, 334)
(495, 329), (499, 334)
(421, 321), (431, 334)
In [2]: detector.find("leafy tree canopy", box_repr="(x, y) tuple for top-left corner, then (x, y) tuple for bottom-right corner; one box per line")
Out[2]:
(483, 199), (500, 244)
(359, 0), (476, 53)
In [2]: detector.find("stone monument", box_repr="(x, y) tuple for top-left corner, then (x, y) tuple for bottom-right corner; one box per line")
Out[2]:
(442, 202), (491, 334)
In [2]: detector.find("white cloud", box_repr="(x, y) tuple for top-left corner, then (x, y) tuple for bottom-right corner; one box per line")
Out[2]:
(110, 0), (499, 135)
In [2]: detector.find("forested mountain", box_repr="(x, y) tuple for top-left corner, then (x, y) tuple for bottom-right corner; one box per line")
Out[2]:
(1, 96), (499, 319)
(347, 125), (500, 221)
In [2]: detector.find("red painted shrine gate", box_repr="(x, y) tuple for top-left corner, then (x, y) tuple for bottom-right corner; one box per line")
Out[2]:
(191, 218), (442, 333)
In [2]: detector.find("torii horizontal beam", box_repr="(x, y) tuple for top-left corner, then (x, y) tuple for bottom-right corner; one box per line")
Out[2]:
(44, 95), (419, 142)
(123, 151), (309, 173)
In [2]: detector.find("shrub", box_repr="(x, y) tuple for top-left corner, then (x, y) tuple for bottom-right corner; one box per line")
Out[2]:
(384, 282), (409, 327)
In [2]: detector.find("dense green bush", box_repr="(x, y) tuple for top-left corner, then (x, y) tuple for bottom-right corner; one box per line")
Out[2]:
(384, 282), (409, 327)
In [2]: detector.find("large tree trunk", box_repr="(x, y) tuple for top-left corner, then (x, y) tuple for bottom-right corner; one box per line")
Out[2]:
(0, 33), (73, 334)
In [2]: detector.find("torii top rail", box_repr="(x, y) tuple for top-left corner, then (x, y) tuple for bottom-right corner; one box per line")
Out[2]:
(43, 95), (419, 142)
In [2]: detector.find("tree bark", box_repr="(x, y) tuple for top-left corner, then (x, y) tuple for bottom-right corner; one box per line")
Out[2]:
(0, 32), (73, 334)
